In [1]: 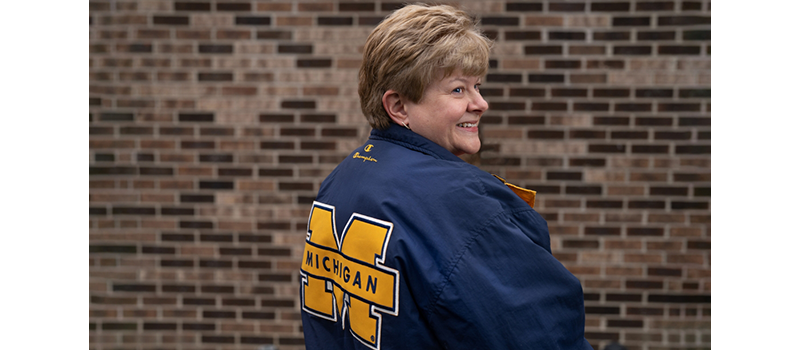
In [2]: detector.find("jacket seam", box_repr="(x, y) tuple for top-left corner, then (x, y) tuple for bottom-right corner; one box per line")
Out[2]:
(423, 208), (507, 318)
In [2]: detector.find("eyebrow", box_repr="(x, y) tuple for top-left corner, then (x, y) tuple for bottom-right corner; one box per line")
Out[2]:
(447, 77), (482, 84)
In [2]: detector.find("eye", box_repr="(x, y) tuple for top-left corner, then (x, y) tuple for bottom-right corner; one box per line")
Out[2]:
(452, 87), (463, 93)
(474, 84), (481, 91)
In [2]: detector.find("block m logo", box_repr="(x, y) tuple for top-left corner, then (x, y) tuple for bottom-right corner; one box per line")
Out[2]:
(300, 202), (399, 350)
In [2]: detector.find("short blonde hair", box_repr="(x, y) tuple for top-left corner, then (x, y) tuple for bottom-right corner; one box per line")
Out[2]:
(358, 4), (492, 130)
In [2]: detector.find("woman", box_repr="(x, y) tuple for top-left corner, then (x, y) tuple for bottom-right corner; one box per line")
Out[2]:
(299, 4), (592, 349)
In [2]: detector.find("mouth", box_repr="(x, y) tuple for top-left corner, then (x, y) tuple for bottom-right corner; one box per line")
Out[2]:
(456, 122), (478, 128)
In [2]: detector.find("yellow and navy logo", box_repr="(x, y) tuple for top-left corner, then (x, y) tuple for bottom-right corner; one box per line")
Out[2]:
(301, 201), (399, 350)
(353, 144), (377, 162)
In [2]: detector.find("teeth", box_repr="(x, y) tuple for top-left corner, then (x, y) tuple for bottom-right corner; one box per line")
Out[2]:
(457, 123), (477, 127)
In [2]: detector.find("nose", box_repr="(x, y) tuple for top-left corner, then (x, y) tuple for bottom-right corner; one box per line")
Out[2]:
(469, 90), (489, 114)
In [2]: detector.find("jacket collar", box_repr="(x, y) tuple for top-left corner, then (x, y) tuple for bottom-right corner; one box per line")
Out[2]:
(369, 124), (466, 162)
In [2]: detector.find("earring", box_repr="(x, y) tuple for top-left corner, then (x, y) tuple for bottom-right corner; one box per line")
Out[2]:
(402, 122), (411, 130)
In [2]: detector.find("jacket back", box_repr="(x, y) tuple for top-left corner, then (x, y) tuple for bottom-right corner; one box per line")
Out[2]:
(300, 125), (592, 350)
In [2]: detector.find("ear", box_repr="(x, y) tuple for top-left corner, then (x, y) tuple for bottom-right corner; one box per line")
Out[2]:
(382, 90), (409, 126)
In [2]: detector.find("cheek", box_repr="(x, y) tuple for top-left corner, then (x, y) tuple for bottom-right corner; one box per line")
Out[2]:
(444, 103), (466, 120)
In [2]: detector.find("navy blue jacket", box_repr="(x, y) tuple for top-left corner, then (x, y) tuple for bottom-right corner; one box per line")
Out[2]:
(300, 124), (592, 350)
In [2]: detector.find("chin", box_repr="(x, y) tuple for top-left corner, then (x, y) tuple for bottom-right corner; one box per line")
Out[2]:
(455, 143), (481, 156)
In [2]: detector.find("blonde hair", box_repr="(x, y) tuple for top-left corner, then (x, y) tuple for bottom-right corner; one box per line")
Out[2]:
(358, 4), (492, 130)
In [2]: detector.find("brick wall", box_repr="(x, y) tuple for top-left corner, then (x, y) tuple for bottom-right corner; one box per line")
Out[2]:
(89, 1), (711, 349)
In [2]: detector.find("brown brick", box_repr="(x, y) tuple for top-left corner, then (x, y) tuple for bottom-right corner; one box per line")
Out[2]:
(667, 253), (705, 265)
(276, 16), (313, 26)
(525, 16), (563, 26)
(571, 74), (607, 84)
(569, 45), (606, 55)
(563, 213), (601, 222)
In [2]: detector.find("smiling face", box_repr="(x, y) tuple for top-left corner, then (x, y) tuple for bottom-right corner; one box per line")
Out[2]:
(403, 71), (489, 156)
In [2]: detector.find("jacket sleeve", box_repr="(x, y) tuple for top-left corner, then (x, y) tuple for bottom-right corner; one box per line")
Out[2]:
(424, 210), (593, 349)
